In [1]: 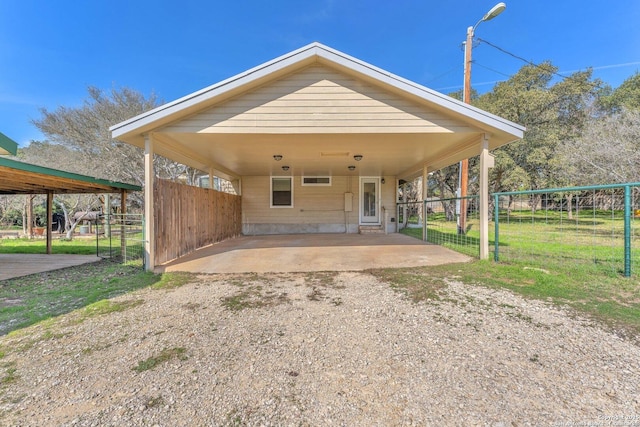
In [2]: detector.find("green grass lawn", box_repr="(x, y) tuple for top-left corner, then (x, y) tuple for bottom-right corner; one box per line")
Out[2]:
(0, 235), (145, 260)
(404, 208), (640, 276)
(0, 260), (161, 335)
(0, 237), (98, 255)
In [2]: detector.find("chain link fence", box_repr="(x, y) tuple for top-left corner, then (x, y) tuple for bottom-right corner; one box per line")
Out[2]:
(95, 213), (145, 267)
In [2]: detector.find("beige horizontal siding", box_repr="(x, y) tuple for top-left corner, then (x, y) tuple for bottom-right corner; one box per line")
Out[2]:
(242, 175), (399, 233)
(162, 65), (469, 134)
(242, 175), (359, 225)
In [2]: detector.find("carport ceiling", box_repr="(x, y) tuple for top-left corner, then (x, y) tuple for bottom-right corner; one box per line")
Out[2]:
(157, 132), (478, 177)
(0, 157), (141, 195)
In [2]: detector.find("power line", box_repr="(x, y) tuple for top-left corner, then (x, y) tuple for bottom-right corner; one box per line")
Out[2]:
(424, 66), (459, 85)
(473, 62), (512, 78)
(476, 37), (604, 89)
(477, 37), (569, 79)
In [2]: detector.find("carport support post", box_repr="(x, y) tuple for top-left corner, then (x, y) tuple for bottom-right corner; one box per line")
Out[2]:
(479, 135), (493, 260)
(208, 167), (215, 190)
(398, 179), (405, 233)
(422, 165), (428, 242)
(26, 195), (33, 238)
(144, 135), (155, 271)
(46, 191), (53, 255)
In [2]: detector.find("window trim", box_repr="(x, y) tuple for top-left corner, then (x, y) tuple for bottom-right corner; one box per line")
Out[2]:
(270, 176), (294, 208)
(301, 176), (332, 186)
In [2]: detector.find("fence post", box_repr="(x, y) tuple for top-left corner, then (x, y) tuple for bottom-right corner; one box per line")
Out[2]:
(142, 215), (146, 270)
(494, 193), (500, 262)
(624, 185), (631, 277)
(422, 200), (427, 242)
(95, 218), (99, 257)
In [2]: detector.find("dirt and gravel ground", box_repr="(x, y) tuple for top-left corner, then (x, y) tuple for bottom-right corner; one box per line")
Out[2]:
(0, 271), (639, 426)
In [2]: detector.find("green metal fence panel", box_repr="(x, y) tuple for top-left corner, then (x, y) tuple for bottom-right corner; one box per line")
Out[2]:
(397, 182), (639, 277)
(492, 183), (640, 277)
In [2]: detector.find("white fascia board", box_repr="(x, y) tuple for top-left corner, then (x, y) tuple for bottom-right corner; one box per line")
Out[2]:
(110, 43), (323, 138)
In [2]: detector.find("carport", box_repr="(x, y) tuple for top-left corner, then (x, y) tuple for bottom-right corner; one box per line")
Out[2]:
(0, 157), (141, 267)
(111, 43), (524, 271)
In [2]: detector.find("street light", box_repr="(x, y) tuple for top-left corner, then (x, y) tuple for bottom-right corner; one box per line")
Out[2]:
(458, 2), (506, 235)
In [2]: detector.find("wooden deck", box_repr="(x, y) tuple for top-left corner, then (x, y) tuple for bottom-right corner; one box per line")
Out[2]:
(0, 254), (101, 281)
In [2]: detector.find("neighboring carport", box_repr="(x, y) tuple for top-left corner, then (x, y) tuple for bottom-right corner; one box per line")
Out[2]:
(0, 156), (141, 254)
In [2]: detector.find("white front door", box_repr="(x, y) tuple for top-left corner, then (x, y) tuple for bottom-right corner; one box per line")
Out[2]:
(360, 177), (380, 224)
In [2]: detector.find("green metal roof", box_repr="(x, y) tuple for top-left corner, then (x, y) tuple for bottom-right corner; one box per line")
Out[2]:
(0, 156), (142, 195)
(0, 132), (18, 156)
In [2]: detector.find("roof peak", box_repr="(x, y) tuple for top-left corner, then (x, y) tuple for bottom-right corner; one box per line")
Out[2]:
(111, 42), (524, 140)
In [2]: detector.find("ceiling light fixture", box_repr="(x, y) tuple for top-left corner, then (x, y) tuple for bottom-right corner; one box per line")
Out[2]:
(348, 165), (356, 171)
(353, 154), (363, 161)
(282, 165), (290, 171)
(273, 155), (283, 161)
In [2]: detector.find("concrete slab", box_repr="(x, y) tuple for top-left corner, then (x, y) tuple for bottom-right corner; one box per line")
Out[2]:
(157, 233), (471, 274)
(0, 254), (102, 281)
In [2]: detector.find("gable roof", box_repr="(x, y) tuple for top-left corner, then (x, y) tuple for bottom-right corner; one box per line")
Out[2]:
(0, 132), (18, 156)
(111, 42), (524, 147)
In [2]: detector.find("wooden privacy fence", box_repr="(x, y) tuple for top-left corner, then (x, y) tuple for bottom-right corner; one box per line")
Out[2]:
(154, 178), (242, 265)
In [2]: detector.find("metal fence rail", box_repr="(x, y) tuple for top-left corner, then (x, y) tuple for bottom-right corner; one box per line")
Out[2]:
(493, 183), (640, 277)
(95, 213), (145, 267)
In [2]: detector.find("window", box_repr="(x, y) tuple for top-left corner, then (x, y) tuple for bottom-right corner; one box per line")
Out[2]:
(302, 176), (331, 186)
(271, 177), (293, 207)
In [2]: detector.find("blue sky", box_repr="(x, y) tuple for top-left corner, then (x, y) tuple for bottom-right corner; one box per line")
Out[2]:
(1, 0), (639, 146)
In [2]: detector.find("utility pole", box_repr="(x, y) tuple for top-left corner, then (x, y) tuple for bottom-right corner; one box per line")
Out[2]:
(458, 2), (506, 235)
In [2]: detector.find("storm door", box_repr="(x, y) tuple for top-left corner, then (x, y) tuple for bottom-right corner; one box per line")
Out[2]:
(359, 177), (380, 224)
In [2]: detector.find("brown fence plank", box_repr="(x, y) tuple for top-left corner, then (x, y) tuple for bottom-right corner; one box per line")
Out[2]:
(153, 179), (242, 265)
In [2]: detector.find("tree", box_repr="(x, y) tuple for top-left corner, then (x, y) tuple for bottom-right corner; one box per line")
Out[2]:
(31, 86), (204, 206)
(398, 178), (422, 227)
(556, 72), (640, 185)
(472, 62), (603, 208)
(16, 142), (102, 239)
(600, 72), (640, 112)
(32, 87), (159, 194)
(55, 195), (99, 240)
(555, 108), (640, 185)
(429, 166), (459, 221)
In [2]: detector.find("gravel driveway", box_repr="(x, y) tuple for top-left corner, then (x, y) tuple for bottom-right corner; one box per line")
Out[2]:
(1, 271), (639, 426)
